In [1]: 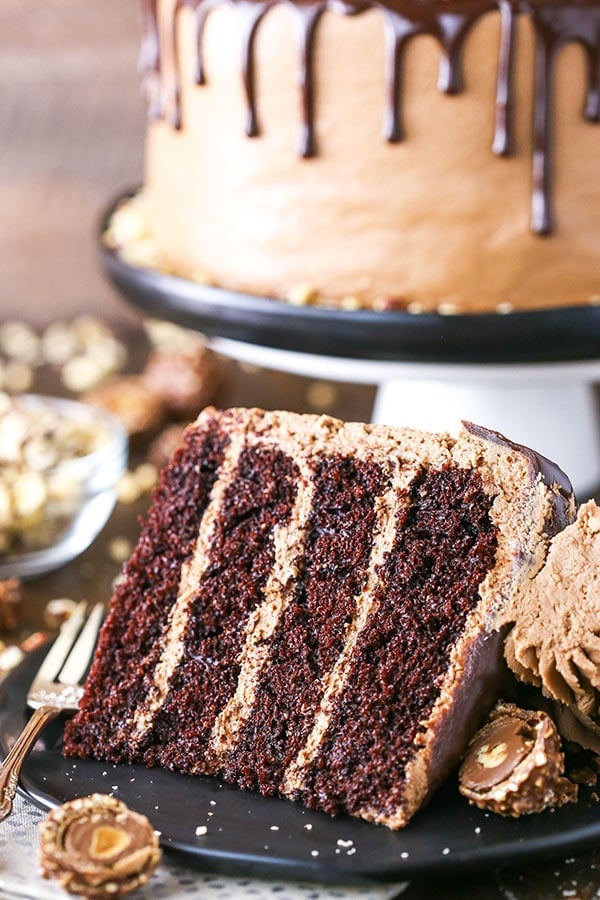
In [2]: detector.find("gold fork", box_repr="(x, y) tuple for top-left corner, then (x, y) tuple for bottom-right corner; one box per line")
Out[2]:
(0, 599), (103, 820)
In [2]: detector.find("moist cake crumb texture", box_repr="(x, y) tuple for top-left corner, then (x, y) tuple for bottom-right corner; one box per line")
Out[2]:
(64, 407), (574, 828)
(294, 466), (498, 821)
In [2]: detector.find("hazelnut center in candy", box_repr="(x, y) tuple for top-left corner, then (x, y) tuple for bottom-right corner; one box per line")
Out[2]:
(461, 717), (534, 791)
(90, 825), (132, 860)
(476, 741), (509, 769)
(64, 817), (133, 862)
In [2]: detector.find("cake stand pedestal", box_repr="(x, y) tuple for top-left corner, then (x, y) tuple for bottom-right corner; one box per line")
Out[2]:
(211, 338), (600, 498)
(99, 203), (600, 497)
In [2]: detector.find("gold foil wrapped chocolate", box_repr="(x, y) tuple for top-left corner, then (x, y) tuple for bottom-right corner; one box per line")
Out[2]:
(459, 702), (577, 817)
(39, 793), (161, 897)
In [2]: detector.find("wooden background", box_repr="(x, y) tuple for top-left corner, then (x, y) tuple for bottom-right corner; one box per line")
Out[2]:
(0, 0), (144, 327)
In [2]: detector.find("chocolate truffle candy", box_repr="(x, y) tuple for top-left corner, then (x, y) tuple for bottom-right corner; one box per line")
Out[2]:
(38, 793), (161, 897)
(459, 702), (577, 816)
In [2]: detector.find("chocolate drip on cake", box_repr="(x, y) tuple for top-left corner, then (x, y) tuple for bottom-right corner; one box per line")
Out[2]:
(493, 0), (517, 156)
(528, 3), (600, 233)
(138, 0), (163, 119)
(294, 4), (325, 157)
(139, 0), (600, 235)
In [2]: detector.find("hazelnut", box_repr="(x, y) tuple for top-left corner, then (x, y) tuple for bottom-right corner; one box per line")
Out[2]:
(44, 598), (77, 629)
(83, 376), (165, 442)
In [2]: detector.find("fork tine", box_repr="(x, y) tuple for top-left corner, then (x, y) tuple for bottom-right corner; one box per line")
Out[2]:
(57, 602), (104, 686)
(33, 600), (88, 684)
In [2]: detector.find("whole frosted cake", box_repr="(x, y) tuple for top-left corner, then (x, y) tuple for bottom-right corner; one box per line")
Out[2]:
(64, 408), (574, 828)
(121, 0), (600, 313)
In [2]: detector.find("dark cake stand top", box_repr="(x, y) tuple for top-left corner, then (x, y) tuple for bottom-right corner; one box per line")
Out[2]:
(100, 203), (600, 366)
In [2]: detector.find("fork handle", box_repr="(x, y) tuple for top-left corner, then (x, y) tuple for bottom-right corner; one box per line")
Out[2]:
(0, 705), (61, 821)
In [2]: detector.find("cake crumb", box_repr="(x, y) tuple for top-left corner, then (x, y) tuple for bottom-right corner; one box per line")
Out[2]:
(310, 850), (319, 857)
(303, 823), (312, 831)
(195, 825), (207, 836)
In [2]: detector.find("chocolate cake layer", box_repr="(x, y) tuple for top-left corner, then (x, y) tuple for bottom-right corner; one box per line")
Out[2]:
(64, 414), (229, 758)
(64, 408), (575, 828)
(222, 455), (387, 794)
(144, 444), (300, 771)
(287, 465), (498, 825)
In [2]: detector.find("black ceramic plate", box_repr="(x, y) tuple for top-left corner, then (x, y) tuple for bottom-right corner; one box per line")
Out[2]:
(3, 646), (600, 886)
(100, 192), (600, 365)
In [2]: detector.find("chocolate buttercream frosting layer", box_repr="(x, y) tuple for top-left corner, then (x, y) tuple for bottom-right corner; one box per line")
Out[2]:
(139, 0), (600, 235)
(505, 500), (600, 730)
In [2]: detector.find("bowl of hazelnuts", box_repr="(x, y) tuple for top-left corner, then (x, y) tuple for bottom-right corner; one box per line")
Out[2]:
(0, 393), (127, 579)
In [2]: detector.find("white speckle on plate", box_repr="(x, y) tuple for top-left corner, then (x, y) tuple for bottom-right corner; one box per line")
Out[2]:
(195, 826), (208, 836)
(310, 850), (319, 857)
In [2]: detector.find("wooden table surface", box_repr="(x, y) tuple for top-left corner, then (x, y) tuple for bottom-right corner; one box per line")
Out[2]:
(2, 3), (600, 898)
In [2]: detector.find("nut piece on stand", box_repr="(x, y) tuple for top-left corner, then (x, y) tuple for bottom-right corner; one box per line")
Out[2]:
(43, 597), (77, 630)
(147, 422), (186, 471)
(83, 376), (165, 444)
(39, 793), (161, 898)
(141, 346), (223, 421)
(459, 702), (577, 816)
(0, 578), (22, 632)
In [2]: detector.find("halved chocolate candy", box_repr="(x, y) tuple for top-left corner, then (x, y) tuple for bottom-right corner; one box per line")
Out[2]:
(39, 793), (161, 897)
(459, 702), (577, 816)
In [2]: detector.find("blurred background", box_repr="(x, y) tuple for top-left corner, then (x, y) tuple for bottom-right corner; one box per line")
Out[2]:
(0, 1), (144, 328)
(0, 0), (374, 419)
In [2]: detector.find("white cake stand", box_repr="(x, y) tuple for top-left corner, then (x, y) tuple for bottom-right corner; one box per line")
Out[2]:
(211, 338), (600, 499)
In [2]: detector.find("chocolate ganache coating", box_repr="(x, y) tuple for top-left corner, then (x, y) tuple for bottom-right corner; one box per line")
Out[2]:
(139, 0), (600, 236)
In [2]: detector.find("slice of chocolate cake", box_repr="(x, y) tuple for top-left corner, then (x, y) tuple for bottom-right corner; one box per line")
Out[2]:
(64, 408), (574, 828)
